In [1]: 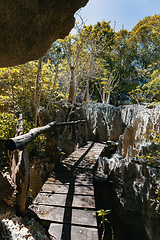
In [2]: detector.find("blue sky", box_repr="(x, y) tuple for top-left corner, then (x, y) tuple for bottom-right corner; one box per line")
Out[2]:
(77, 0), (160, 31)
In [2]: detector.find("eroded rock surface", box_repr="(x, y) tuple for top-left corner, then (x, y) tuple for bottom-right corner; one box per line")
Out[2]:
(54, 103), (122, 156)
(55, 105), (88, 156)
(85, 103), (122, 141)
(0, 172), (16, 207)
(94, 104), (160, 240)
(119, 104), (160, 160)
(95, 153), (160, 240)
(0, 0), (88, 67)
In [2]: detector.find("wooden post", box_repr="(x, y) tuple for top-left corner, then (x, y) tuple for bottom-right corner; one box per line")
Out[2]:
(11, 114), (30, 216)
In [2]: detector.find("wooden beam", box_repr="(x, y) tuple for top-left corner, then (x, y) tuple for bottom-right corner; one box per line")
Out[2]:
(5, 120), (87, 151)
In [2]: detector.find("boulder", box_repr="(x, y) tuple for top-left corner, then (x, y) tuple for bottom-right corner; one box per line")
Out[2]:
(0, 0), (88, 67)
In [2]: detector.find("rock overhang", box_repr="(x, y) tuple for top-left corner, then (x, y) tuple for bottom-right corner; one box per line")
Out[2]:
(0, 0), (89, 67)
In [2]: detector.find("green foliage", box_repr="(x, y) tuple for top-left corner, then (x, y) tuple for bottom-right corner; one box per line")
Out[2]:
(27, 134), (47, 160)
(97, 209), (111, 240)
(97, 209), (111, 225)
(142, 74), (160, 103)
(128, 14), (160, 69)
(0, 112), (18, 139)
(0, 113), (17, 171)
(0, 59), (67, 120)
(0, 95), (10, 109)
(127, 59), (160, 104)
(151, 189), (160, 214)
(110, 15), (160, 97)
(129, 85), (144, 104)
(0, 112), (46, 167)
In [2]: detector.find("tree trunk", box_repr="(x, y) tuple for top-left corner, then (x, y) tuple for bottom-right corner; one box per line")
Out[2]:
(106, 93), (110, 104)
(47, 54), (60, 110)
(102, 90), (105, 103)
(34, 58), (42, 126)
(68, 66), (76, 104)
(102, 91), (110, 104)
(83, 80), (89, 103)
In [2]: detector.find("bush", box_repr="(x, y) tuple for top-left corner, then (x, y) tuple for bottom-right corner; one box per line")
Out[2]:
(0, 113), (47, 171)
(0, 112), (18, 139)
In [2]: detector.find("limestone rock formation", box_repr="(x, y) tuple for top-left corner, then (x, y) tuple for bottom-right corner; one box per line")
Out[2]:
(95, 153), (160, 240)
(38, 107), (59, 165)
(0, 172), (16, 207)
(94, 103), (160, 240)
(118, 104), (160, 160)
(55, 105), (88, 156)
(85, 103), (122, 141)
(54, 103), (122, 156)
(0, 0), (88, 67)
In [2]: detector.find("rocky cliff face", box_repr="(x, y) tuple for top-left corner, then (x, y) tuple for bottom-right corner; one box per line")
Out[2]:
(55, 103), (122, 156)
(118, 104), (160, 160)
(0, 0), (88, 67)
(85, 103), (122, 142)
(96, 153), (160, 240)
(94, 103), (160, 240)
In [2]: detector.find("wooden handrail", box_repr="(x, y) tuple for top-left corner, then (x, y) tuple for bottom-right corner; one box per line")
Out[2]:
(5, 120), (87, 151)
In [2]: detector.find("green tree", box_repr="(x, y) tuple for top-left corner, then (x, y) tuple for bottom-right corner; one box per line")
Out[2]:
(111, 15), (160, 98)
(81, 21), (115, 102)
(128, 61), (160, 104)
(129, 14), (160, 69)
(0, 58), (65, 121)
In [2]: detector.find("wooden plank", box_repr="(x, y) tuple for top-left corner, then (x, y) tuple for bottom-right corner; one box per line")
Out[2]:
(30, 142), (106, 239)
(33, 192), (67, 206)
(74, 185), (94, 195)
(48, 171), (93, 180)
(49, 223), (98, 240)
(40, 183), (69, 194)
(45, 179), (94, 186)
(33, 193), (95, 209)
(41, 184), (94, 196)
(45, 177), (94, 186)
(30, 205), (65, 222)
(71, 208), (97, 226)
(30, 205), (97, 227)
(72, 195), (95, 209)
(70, 225), (98, 240)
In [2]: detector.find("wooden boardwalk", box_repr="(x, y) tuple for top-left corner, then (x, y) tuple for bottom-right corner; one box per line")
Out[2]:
(29, 141), (105, 240)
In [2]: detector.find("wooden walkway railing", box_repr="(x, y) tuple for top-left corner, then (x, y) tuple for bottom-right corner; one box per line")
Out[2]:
(4, 114), (87, 216)
(29, 141), (106, 240)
